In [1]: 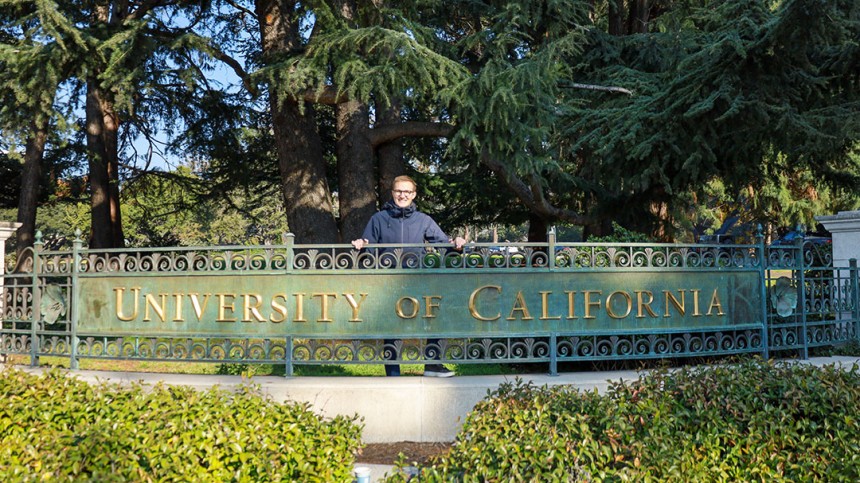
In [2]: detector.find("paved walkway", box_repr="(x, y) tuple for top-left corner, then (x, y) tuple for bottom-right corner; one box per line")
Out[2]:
(9, 356), (860, 482)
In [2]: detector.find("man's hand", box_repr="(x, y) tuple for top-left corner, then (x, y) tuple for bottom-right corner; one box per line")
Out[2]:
(450, 236), (467, 250)
(352, 238), (369, 250)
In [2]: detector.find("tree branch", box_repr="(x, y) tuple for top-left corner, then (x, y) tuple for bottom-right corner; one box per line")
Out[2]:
(224, 0), (257, 21)
(127, 0), (177, 21)
(210, 48), (256, 96)
(301, 85), (347, 105)
(563, 82), (634, 96)
(480, 149), (590, 225)
(369, 121), (454, 147)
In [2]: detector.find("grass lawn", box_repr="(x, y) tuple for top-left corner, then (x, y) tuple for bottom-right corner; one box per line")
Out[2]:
(3, 353), (523, 377)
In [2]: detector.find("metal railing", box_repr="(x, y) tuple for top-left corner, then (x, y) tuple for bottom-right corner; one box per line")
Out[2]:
(1, 228), (856, 375)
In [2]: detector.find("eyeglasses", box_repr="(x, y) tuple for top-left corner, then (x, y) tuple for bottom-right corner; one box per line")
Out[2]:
(392, 190), (415, 196)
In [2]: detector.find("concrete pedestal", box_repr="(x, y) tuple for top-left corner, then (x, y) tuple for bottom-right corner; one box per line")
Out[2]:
(816, 211), (860, 322)
(816, 210), (860, 267)
(0, 221), (22, 363)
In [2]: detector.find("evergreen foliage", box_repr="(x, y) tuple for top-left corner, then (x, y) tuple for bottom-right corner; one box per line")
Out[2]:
(565, 0), (860, 236)
(1, 0), (859, 245)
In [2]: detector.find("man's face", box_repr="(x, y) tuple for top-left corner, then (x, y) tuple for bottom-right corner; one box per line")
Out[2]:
(391, 180), (416, 208)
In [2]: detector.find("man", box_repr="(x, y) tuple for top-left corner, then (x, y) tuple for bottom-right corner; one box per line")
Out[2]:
(352, 175), (466, 377)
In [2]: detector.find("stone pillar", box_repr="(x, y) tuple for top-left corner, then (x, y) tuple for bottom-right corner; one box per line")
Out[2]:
(816, 211), (860, 324)
(0, 221), (22, 291)
(816, 210), (860, 268)
(0, 221), (22, 362)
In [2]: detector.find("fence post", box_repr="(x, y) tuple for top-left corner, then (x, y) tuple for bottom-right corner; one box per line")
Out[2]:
(548, 226), (556, 270)
(756, 225), (769, 359)
(852, 259), (859, 344)
(70, 230), (82, 370)
(30, 231), (42, 367)
(284, 233), (295, 377)
(549, 333), (558, 376)
(284, 233), (295, 271)
(794, 231), (808, 359)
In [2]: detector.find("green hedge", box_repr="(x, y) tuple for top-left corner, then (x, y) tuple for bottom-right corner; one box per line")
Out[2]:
(0, 369), (362, 482)
(391, 359), (860, 482)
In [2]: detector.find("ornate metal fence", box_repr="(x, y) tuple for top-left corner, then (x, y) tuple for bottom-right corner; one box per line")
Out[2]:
(1, 229), (856, 375)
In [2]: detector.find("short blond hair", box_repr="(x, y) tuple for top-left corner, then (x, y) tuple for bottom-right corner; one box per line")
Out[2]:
(392, 175), (417, 191)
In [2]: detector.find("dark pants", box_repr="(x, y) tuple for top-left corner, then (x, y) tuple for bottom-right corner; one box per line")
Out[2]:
(384, 338), (442, 376)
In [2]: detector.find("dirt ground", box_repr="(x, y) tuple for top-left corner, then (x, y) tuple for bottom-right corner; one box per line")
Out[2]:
(358, 442), (452, 465)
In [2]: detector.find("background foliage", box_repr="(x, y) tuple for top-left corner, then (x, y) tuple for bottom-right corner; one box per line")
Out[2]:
(1, 0), (859, 255)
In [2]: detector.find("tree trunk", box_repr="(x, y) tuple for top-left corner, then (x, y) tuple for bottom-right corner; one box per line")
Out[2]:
(608, 0), (625, 36)
(104, 100), (124, 247)
(630, 0), (650, 34)
(376, 100), (406, 202)
(257, 0), (339, 243)
(86, 81), (114, 249)
(336, 100), (377, 241)
(86, 3), (124, 249)
(15, 118), (48, 264)
(85, 84), (124, 248)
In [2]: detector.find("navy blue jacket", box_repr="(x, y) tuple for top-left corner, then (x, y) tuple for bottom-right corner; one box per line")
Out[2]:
(360, 201), (449, 253)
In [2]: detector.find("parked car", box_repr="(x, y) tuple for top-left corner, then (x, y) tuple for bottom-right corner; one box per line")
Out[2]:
(770, 228), (831, 248)
(769, 227), (832, 268)
(697, 215), (743, 244)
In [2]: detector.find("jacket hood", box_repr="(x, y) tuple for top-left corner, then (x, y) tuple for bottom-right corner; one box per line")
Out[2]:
(383, 200), (416, 218)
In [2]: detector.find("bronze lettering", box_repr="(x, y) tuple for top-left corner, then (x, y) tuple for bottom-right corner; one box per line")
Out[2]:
(583, 290), (602, 319)
(144, 293), (168, 322)
(216, 293), (237, 322)
(270, 294), (288, 323)
(635, 290), (657, 318)
(172, 293), (184, 322)
(691, 289), (702, 316)
(188, 293), (211, 321)
(564, 290), (577, 319)
(664, 290), (686, 317)
(343, 293), (368, 322)
(293, 293), (307, 322)
(506, 291), (533, 320)
(243, 294), (266, 322)
(469, 285), (501, 321)
(539, 291), (562, 320)
(312, 293), (337, 322)
(423, 295), (442, 319)
(707, 288), (725, 315)
(114, 287), (141, 321)
(606, 291), (632, 319)
(396, 296), (419, 319)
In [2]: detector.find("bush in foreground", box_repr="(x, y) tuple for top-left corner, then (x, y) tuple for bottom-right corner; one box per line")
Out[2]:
(390, 359), (860, 482)
(0, 369), (362, 482)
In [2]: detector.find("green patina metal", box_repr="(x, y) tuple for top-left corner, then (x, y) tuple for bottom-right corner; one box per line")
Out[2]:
(1, 229), (857, 375)
(81, 271), (760, 337)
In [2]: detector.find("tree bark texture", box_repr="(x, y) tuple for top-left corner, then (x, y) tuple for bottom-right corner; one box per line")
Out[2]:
(336, 100), (377, 241)
(85, 82), (124, 248)
(15, 118), (47, 264)
(628, 0), (650, 34)
(85, 3), (125, 248)
(256, 0), (339, 243)
(86, 81), (114, 249)
(608, 0), (624, 36)
(609, 0), (651, 35)
(376, 101), (406, 204)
